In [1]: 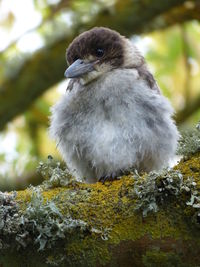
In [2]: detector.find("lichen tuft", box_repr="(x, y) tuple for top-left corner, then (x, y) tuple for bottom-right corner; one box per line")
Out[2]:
(177, 121), (200, 157)
(24, 187), (88, 251)
(133, 168), (200, 218)
(37, 155), (77, 189)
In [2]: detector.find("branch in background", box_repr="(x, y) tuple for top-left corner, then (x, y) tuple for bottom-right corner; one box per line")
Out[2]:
(0, 0), (191, 129)
(0, 0), (71, 54)
(0, 171), (43, 192)
(176, 93), (200, 124)
(180, 24), (192, 106)
(155, 0), (200, 30)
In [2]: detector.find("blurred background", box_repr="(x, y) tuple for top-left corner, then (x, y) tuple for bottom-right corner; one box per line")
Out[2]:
(0, 0), (200, 191)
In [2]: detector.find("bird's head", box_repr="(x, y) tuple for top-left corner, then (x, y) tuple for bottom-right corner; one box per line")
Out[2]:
(65, 27), (144, 84)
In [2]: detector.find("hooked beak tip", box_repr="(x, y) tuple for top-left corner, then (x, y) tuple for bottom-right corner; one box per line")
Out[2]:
(64, 69), (70, 78)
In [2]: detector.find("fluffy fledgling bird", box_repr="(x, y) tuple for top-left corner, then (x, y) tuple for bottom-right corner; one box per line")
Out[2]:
(50, 27), (179, 183)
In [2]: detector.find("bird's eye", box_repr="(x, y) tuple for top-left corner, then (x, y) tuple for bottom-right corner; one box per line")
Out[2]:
(96, 48), (104, 57)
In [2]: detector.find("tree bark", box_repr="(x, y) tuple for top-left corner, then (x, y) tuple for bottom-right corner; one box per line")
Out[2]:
(0, 152), (200, 267)
(0, 0), (197, 129)
(176, 93), (200, 124)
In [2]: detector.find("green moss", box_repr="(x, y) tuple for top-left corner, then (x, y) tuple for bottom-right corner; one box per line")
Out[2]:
(174, 152), (200, 183)
(65, 235), (111, 267)
(142, 250), (189, 267)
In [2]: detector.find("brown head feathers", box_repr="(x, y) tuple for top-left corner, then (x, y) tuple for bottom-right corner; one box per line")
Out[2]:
(66, 27), (124, 67)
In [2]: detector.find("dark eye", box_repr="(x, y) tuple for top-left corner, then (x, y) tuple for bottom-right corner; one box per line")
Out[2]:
(96, 48), (104, 57)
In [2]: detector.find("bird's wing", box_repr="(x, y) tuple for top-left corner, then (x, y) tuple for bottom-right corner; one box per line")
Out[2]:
(136, 64), (160, 94)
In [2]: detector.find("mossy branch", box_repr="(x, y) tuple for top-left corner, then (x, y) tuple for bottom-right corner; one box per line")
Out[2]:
(1, 151), (200, 267)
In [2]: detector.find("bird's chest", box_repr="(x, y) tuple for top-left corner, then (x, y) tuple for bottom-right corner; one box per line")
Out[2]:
(63, 92), (129, 148)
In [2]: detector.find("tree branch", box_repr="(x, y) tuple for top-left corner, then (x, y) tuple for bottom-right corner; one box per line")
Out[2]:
(0, 152), (200, 266)
(176, 93), (200, 123)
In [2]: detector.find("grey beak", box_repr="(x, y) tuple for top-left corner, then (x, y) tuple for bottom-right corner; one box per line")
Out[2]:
(64, 59), (95, 78)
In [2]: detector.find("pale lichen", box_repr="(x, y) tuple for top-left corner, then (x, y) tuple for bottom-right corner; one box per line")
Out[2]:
(23, 187), (88, 251)
(0, 188), (89, 252)
(177, 121), (200, 157)
(0, 191), (18, 249)
(37, 155), (77, 189)
(133, 169), (183, 216)
(133, 168), (200, 219)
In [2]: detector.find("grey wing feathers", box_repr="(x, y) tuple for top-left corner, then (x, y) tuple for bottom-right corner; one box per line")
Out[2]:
(136, 64), (160, 94)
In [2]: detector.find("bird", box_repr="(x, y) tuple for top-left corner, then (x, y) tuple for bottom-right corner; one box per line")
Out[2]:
(50, 27), (179, 183)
